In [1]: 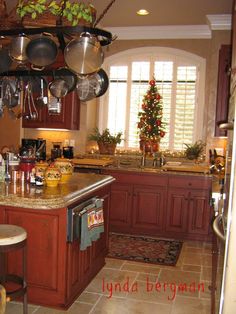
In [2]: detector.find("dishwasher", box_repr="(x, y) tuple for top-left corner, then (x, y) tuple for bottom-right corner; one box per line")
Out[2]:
(67, 197), (104, 243)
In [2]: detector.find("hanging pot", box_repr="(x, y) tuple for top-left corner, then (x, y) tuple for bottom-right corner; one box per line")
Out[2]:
(9, 34), (30, 63)
(49, 78), (69, 99)
(76, 68), (109, 101)
(95, 68), (109, 97)
(55, 67), (77, 93)
(64, 33), (104, 75)
(26, 36), (58, 67)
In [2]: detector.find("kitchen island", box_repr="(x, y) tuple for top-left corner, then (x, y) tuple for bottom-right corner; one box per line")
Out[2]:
(0, 173), (114, 310)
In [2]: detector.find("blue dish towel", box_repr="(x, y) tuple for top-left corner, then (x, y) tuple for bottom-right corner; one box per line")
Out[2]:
(80, 199), (104, 251)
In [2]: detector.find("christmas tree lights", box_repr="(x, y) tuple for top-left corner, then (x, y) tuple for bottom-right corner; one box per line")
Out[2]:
(137, 78), (166, 153)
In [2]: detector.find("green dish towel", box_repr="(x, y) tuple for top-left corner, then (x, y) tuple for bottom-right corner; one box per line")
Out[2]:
(80, 199), (104, 251)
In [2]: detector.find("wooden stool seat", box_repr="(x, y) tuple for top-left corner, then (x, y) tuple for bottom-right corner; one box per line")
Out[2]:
(0, 225), (27, 246)
(0, 224), (27, 314)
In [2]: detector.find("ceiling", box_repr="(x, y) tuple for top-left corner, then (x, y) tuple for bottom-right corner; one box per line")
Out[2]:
(5, 0), (234, 28)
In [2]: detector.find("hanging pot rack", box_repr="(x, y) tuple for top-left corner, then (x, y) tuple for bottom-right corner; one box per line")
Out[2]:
(0, 24), (112, 78)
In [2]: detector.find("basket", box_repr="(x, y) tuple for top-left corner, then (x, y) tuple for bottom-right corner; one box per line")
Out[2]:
(97, 142), (117, 155)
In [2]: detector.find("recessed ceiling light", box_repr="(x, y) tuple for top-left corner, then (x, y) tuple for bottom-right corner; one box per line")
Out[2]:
(137, 9), (149, 16)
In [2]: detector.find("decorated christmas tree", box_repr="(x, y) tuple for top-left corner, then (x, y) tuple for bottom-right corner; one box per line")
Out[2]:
(137, 78), (166, 153)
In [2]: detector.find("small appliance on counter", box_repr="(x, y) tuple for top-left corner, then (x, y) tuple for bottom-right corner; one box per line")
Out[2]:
(21, 138), (46, 161)
(19, 145), (36, 181)
(63, 146), (74, 159)
(51, 142), (62, 161)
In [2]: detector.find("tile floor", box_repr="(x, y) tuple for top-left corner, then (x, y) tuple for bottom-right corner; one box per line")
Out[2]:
(5, 240), (212, 314)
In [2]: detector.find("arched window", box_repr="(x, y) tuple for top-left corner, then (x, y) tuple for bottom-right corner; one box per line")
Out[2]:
(98, 47), (206, 151)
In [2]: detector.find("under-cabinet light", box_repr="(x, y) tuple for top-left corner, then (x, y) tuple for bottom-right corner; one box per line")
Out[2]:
(36, 128), (70, 132)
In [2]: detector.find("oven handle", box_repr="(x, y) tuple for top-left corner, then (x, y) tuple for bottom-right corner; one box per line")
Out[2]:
(213, 214), (226, 242)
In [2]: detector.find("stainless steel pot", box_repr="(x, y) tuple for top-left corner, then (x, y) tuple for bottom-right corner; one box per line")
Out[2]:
(9, 34), (30, 63)
(26, 36), (58, 67)
(64, 33), (104, 75)
(49, 78), (69, 99)
(55, 67), (77, 93)
(76, 68), (109, 101)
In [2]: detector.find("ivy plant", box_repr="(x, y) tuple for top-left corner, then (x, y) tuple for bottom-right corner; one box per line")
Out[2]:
(16, 0), (95, 25)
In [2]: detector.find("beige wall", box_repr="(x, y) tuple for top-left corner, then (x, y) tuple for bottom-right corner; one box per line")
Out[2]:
(0, 30), (231, 156)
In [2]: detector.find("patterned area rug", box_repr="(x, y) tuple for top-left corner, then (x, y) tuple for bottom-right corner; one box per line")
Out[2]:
(107, 233), (183, 266)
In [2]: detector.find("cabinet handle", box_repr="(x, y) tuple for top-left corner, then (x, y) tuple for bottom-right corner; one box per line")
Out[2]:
(188, 182), (192, 186)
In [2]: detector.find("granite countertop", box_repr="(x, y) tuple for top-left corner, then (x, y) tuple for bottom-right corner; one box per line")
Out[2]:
(0, 173), (115, 210)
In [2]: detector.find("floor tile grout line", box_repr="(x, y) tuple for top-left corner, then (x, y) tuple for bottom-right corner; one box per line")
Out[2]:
(88, 294), (103, 314)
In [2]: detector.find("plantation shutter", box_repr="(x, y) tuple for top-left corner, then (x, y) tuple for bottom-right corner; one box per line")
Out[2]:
(104, 53), (200, 151)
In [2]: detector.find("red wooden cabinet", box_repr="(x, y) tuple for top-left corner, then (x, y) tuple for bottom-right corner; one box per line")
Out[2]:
(188, 188), (211, 235)
(109, 183), (132, 232)
(215, 44), (231, 137)
(0, 185), (111, 309)
(22, 91), (80, 130)
(103, 169), (212, 241)
(166, 175), (212, 240)
(102, 170), (168, 236)
(166, 187), (189, 233)
(132, 185), (166, 234)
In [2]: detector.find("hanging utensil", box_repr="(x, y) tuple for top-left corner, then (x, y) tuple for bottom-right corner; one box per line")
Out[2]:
(2, 80), (19, 108)
(0, 83), (3, 118)
(36, 77), (48, 107)
(23, 82), (38, 120)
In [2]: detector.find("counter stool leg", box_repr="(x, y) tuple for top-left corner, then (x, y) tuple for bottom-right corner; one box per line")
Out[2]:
(23, 244), (27, 314)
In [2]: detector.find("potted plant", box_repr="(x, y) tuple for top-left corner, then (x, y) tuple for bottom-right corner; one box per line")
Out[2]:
(88, 127), (123, 155)
(16, 0), (95, 27)
(184, 140), (206, 161)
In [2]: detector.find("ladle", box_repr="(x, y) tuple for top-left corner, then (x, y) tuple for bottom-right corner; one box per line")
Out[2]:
(36, 78), (47, 107)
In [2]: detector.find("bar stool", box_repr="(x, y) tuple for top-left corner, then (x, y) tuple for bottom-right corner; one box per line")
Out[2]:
(0, 224), (27, 314)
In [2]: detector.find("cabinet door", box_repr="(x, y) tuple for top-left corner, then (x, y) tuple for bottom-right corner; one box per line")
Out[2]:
(166, 187), (189, 233)
(188, 189), (211, 235)
(45, 91), (80, 130)
(215, 45), (231, 137)
(109, 183), (132, 232)
(67, 241), (91, 300)
(5, 207), (67, 306)
(22, 91), (80, 130)
(132, 185), (166, 234)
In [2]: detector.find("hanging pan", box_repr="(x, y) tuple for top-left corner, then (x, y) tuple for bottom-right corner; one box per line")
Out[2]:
(64, 33), (104, 75)
(9, 34), (30, 63)
(95, 68), (109, 97)
(55, 67), (77, 93)
(26, 35), (58, 68)
(76, 68), (109, 102)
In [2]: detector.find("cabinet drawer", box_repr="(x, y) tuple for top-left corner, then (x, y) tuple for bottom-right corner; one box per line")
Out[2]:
(168, 176), (211, 189)
(103, 170), (168, 186)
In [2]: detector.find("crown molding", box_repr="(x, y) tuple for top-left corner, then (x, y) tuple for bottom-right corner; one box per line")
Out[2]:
(104, 14), (232, 40)
(106, 25), (211, 40)
(206, 14), (232, 30)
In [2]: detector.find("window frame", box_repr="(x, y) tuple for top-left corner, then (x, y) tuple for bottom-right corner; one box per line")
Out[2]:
(98, 47), (206, 151)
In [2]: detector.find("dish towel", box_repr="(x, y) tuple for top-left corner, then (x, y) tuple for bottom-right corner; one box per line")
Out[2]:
(80, 199), (104, 251)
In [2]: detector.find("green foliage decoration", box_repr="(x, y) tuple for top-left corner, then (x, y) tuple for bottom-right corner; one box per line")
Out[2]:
(16, 0), (95, 25)
(88, 127), (123, 145)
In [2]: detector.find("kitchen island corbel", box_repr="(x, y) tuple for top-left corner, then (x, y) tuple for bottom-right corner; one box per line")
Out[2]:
(0, 173), (114, 310)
